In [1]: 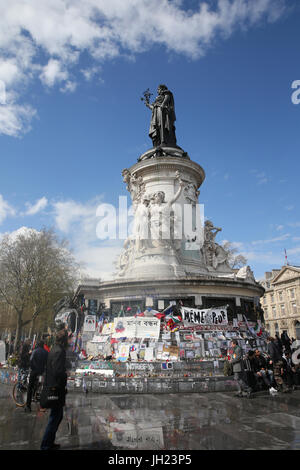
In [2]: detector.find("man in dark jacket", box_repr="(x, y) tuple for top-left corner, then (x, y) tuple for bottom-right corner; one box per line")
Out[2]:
(25, 340), (48, 412)
(40, 329), (69, 450)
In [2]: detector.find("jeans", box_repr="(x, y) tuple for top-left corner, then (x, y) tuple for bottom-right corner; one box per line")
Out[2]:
(256, 369), (273, 388)
(40, 406), (64, 450)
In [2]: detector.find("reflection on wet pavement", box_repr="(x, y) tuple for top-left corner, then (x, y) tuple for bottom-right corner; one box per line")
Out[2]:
(1, 390), (300, 450)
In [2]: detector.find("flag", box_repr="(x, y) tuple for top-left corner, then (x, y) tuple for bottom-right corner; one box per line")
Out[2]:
(134, 312), (145, 317)
(145, 308), (159, 315)
(165, 313), (182, 323)
(253, 323), (263, 337)
(166, 318), (179, 332)
(284, 248), (289, 265)
(243, 315), (262, 338)
(154, 313), (165, 320)
(163, 304), (174, 316)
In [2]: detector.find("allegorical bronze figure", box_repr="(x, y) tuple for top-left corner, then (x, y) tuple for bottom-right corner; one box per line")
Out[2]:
(142, 84), (177, 148)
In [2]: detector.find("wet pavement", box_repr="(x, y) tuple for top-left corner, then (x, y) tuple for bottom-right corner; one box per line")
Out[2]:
(1, 388), (300, 450)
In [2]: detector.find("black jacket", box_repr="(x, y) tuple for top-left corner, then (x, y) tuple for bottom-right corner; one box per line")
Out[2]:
(267, 342), (282, 363)
(18, 343), (31, 369)
(254, 354), (268, 372)
(44, 344), (67, 406)
(30, 347), (48, 375)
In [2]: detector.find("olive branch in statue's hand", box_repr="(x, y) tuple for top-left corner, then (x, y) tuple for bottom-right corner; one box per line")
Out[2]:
(141, 88), (153, 106)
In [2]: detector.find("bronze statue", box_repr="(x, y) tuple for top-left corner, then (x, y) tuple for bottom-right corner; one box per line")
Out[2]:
(142, 84), (177, 148)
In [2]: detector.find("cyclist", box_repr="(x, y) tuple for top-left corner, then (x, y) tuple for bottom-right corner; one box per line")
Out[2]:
(25, 340), (48, 412)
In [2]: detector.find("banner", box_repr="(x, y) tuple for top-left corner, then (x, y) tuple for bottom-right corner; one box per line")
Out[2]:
(113, 317), (160, 339)
(181, 306), (228, 326)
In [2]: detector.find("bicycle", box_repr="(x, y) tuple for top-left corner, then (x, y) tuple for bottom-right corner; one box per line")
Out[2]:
(12, 370), (44, 408)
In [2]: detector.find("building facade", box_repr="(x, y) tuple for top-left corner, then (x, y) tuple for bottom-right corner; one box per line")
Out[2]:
(261, 266), (300, 339)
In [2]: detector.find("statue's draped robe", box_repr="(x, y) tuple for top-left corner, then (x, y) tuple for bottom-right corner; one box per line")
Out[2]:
(149, 91), (177, 147)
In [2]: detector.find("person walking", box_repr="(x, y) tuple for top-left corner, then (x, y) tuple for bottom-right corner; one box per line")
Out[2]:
(40, 329), (69, 450)
(25, 340), (48, 412)
(230, 339), (253, 398)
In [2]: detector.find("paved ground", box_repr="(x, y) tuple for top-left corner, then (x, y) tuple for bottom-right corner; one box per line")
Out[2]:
(1, 387), (300, 450)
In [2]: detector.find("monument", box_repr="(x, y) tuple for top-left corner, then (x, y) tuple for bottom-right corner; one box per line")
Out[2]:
(75, 84), (265, 363)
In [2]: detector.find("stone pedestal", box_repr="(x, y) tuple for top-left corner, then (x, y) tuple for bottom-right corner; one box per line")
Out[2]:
(119, 151), (209, 280)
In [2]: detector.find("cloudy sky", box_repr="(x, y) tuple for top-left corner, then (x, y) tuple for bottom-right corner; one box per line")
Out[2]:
(0, 0), (300, 280)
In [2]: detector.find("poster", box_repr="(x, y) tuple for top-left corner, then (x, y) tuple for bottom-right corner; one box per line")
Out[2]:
(84, 315), (96, 332)
(181, 306), (228, 326)
(102, 322), (115, 335)
(117, 344), (130, 362)
(144, 347), (154, 361)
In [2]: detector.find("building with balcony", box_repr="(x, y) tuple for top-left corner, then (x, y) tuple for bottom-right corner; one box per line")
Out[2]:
(260, 266), (300, 339)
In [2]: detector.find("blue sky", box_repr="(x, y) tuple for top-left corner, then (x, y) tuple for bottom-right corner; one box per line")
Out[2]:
(0, 0), (300, 280)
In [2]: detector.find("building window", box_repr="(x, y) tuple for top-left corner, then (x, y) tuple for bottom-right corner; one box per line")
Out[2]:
(272, 306), (276, 318)
(271, 294), (274, 303)
(264, 308), (268, 319)
(263, 297), (267, 305)
(290, 288), (295, 299)
(280, 304), (285, 315)
(292, 303), (297, 314)
(278, 291), (283, 302)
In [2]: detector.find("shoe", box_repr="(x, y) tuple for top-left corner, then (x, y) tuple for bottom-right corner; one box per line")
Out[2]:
(50, 443), (61, 450)
(269, 387), (278, 394)
(234, 392), (243, 397)
(24, 405), (31, 412)
(245, 391), (253, 399)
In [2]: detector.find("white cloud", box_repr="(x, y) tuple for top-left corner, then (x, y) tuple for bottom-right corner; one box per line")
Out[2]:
(0, 99), (36, 137)
(251, 233), (290, 245)
(39, 59), (69, 87)
(24, 196), (48, 216)
(0, 0), (288, 136)
(52, 195), (124, 279)
(0, 194), (15, 224)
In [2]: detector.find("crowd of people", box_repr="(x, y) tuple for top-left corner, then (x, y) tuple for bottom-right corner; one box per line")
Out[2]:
(230, 332), (300, 398)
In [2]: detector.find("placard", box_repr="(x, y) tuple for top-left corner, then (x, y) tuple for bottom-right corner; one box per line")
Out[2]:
(83, 315), (96, 332)
(117, 344), (130, 362)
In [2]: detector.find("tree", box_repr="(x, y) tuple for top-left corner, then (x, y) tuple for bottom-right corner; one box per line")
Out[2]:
(0, 227), (79, 349)
(222, 241), (247, 269)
